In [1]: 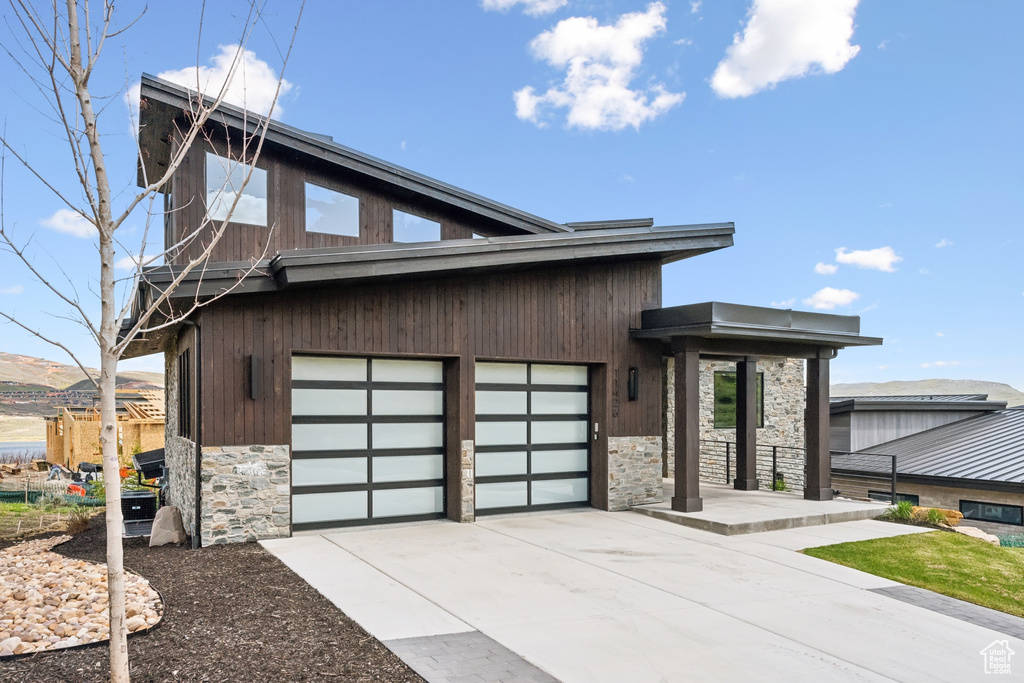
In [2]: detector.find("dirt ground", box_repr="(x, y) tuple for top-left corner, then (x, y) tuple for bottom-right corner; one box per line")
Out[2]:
(0, 518), (423, 682)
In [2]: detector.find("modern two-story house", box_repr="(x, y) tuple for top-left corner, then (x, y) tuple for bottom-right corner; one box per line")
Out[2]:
(123, 75), (882, 546)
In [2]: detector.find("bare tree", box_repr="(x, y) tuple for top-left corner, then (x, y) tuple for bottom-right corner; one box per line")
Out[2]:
(0, 1), (302, 679)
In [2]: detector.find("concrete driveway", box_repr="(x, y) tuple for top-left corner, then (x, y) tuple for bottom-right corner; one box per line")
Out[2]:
(262, 511), (1022, 682)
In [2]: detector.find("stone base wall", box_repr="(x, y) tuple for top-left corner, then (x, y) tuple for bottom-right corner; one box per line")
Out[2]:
(165, 436), (197, 537)
(200, 445), (290, 546)
(664, 357), (806, 491)
(607, 436), (663, 511)
(460, 440), (475, 522)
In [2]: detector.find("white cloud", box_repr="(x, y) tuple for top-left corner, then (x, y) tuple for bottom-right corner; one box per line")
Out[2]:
(128, 44), (293, 127)
(115, 254), (159, 271)
(936, 332), (944, 337)
(40, 209), (95, 238)
(690, 1), (702, 13)
(803, 287), (859, 310)
(0, 285), (23, 295)
(674, 37), (694, 47)
(877, 365), (890, 370)
(877, 39), (889, 50)
(770, 298), (795, 308)
(935, 238), (952, 248)
(482, 0), (567, 16)
(835, 246), (901, 272)
(400, 140), (407, 151)
(711, 0), (860, 99)
(514, 3), (684, 131)
(921, 361), (959, 368)
(814, 262), (838, 275)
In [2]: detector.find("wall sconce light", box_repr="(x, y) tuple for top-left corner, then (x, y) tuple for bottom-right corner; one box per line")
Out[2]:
(627, 367), (638, 401)
(248, 355), (261, 400)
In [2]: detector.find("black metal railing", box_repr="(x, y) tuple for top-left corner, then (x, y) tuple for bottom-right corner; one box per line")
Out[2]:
(698, 440), (806, 493)
(829, 451), (898, 504)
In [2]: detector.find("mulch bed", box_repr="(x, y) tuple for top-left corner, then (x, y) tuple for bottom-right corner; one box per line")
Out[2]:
(0, 519), (423, 682)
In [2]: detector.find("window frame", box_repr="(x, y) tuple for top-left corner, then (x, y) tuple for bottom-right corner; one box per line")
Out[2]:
(204, 151), (269, 228)
(713, 370), (764, 429)
(304, 181), (361, 237)
(177, 347), (194, 441)
(392, 208), (442, 243)
(959, 499), (1024, 526)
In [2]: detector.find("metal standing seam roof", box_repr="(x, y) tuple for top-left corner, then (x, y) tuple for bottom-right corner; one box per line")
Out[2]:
(831, 394), (990, 402)
(857, 407), (1024, 484)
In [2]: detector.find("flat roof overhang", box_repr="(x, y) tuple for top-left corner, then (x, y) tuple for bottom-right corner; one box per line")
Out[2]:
(120, 223), (735, 358)
(830, 398), (1007, 415)
(632, 301), (883, 359)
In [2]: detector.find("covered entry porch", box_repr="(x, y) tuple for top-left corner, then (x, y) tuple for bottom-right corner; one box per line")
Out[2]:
(632, 302), (882, 514)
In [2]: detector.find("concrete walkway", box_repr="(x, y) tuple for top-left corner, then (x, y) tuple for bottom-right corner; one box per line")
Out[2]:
(632, 480), (886, 535)
(262, 512), (1021, 682)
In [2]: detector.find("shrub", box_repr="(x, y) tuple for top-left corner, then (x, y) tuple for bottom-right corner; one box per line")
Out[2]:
(35, 491), (67, 511)
(772, 474), (787, 492)
(64, 505), (91, 534)
(926, 508), (946, 526)
(893, 500), (915, 521)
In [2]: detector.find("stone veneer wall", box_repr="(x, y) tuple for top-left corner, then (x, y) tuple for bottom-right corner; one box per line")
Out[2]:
(607, 436), (663, 511)
(664, 357), (806, 490)
(163, 337), (197, 538)
(200, 445), (290, 546)
(460, 440), (475, 522)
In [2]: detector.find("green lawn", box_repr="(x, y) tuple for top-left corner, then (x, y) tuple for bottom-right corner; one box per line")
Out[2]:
(804, 531), (1024, 618)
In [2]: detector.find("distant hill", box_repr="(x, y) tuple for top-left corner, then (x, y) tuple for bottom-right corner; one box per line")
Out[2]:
(832, 379), (1024, 408)
(0, 352), (163, 390)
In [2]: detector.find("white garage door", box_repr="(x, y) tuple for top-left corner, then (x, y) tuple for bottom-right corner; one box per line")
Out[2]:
(290, 356), (446, 530)
(475, 362), (590, 514)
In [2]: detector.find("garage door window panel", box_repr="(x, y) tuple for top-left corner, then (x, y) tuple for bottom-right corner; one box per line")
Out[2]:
(291, 356), (446, 530)
(475, 362), (590, 514)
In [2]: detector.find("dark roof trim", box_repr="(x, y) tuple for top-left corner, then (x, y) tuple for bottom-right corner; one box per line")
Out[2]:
(137, 74), (570, 236)
(137, 222), (735, 300)
(565, 218), (654, 230)
(633, 301), (882, 349)
(830, 398), (1007, 415)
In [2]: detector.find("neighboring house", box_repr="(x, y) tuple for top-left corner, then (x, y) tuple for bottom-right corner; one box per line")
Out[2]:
(122, 75), (881, 546)
(830, 394), (1006, 452)
(830, 396), (1024, 535)
(45, 391), (165, 470)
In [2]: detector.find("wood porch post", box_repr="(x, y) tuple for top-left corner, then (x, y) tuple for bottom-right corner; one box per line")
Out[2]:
(804, 353), (833, 500)
(734, 358), (759, 490)
(672, 339), (702, 512)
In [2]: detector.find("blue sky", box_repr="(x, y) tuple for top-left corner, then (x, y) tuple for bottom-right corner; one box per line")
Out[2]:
(0, 1), (1021, 389)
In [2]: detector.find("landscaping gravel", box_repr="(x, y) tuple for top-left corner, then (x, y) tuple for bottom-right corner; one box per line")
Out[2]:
(0, 518), (423, 682)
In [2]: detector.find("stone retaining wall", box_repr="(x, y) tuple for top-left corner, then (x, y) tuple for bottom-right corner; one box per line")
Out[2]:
(199, 445), (290, 546)
(607, 436), (663, 511)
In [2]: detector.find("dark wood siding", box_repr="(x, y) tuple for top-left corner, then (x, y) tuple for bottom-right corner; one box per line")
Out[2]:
(198, 259), (663, 447)
(168, 134), (517, 265)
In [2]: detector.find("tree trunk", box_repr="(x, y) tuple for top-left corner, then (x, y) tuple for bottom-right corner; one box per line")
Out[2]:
(100, 343), (128, 680)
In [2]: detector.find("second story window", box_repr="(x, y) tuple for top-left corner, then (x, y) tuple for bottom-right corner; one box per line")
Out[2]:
(206, 153), (268, 226)
(393, 209), (441, 243)
(305, 182), (359, 236)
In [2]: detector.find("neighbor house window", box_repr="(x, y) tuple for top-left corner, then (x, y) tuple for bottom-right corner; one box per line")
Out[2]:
(960, 500), (1023, 526)
(178, 347), (194, 441)
(713, 371), (763, 429)
(393, 209), (441, 242)
(305, 182), (359, 236)
(869, 491), (919, 505)
(205, 152), (268, 226)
